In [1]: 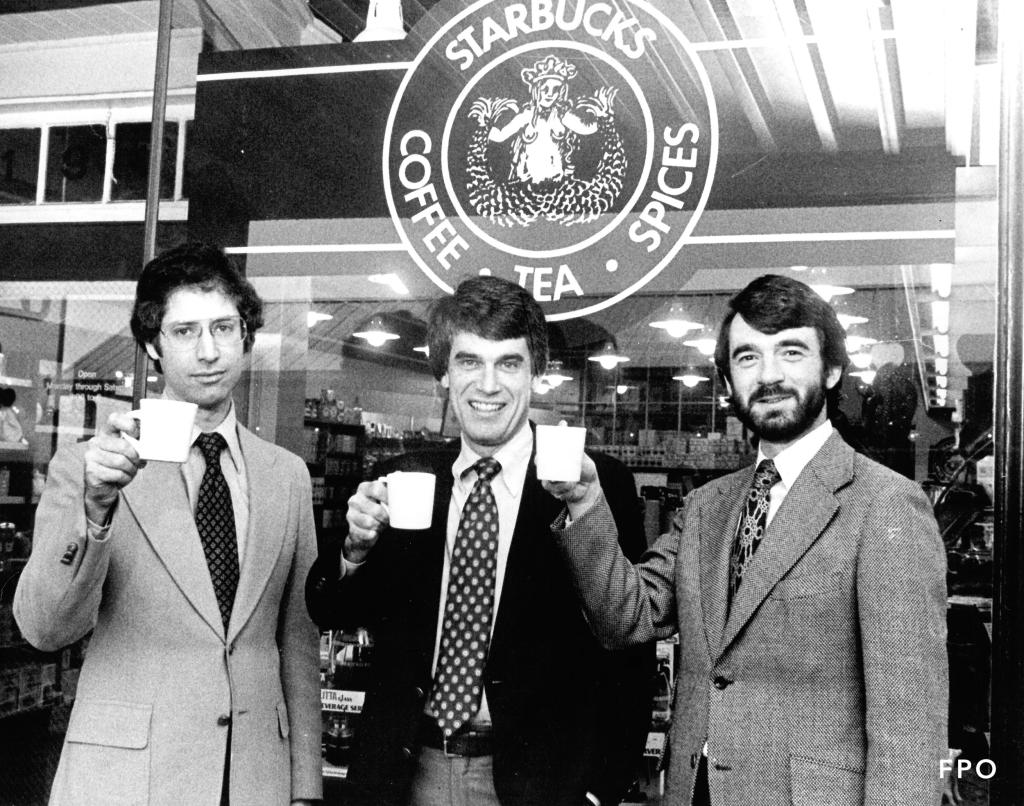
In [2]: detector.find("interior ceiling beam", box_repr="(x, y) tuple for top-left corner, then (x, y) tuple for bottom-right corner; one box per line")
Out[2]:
(693, 0), (778, 153)
(866, 3), (904, 155)
(309, 0), (367, 40)
(772, 0), (839, 151)
(197, 0), (335, 49)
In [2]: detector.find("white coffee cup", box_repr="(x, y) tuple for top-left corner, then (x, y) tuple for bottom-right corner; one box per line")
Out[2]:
(386, 471), (436, 529)
(124, 398), (198, 463)
(535, 422), (587, 482)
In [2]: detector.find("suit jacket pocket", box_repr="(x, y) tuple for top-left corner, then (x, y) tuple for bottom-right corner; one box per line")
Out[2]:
(789, 755), (865, 806)
(63, 699), (152, 805)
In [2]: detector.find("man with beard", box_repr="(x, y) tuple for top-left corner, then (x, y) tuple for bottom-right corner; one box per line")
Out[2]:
(543, 274), (948, 806)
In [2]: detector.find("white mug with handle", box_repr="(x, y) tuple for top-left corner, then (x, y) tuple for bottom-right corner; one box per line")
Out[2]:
(124, 398), (198, 463)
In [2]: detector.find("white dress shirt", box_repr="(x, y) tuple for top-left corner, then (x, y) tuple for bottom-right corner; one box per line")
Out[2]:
(758, 419), (834, 527)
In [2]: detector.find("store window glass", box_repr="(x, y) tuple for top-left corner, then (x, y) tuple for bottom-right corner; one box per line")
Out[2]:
(0, 129), (39, 205)
(44, 125), (107, 204)
(0, 0), (1013, 802)
(111, 122), (177, 202)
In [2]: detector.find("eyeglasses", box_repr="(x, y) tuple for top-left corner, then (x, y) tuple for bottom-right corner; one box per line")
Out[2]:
(159, 317), (247, 351)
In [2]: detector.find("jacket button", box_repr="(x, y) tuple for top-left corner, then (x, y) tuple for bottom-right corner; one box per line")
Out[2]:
(217, 713), (231, 726)
(712, 675), (732, 690)
(401, 746), (414, 759)
(414, 686), (426, 699)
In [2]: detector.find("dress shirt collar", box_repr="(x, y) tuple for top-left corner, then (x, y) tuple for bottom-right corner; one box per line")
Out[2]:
(190, 402), (243, 473)
(451, 420), (533, 499)
(756, 418), (833, 491)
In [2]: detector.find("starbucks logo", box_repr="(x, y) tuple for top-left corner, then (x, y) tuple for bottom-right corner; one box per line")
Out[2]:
(384, 0), (718, 320)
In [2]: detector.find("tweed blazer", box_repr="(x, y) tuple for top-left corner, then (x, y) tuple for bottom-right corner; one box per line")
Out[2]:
(15, 425), (322, 806)
(306, 441), (654, 806)
(555, 431), (948, 806)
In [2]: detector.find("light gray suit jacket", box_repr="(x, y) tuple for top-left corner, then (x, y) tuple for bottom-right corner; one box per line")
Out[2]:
(15, 424), (322, 806)
(554, 431), (948, 806)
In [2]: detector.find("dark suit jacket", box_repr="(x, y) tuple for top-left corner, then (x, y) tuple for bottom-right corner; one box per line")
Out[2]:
(306, 441), (653, 806)
(555, 431), (948, 806)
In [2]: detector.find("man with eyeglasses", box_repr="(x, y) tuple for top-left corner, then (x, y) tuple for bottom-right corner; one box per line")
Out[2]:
(15, 243), (322, 806)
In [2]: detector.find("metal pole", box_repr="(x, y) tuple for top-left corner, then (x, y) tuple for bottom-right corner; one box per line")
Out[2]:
(132, 0), (175, 406)
(990, 6), (1024, 803)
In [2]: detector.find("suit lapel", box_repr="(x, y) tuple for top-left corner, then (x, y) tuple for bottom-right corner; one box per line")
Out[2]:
(227, 426), (284, 642)
(121, 458), (224, 639)
(700, 470), (750, 662)
(718, 433), (851, 656)
(489, 461), (562, 667)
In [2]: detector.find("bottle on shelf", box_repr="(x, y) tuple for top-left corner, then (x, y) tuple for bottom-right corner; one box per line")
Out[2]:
(318, 389), (339, 422)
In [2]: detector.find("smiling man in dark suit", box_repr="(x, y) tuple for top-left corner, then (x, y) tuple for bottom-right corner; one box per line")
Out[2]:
(306, 275), (653, 806)
(545, 274), (948, 806)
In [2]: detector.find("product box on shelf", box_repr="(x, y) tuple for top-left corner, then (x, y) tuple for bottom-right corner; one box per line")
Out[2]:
(0, 667), (18, 715)
(17, 664), (42, 710)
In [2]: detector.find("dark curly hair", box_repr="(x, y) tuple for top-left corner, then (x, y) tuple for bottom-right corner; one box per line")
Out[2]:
(427, 276), (548, 380)
(713, 274), (849, 416)
(130, 242), (263, 373)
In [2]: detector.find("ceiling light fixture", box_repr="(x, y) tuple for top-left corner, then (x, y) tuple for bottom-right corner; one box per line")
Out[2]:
(673, 370), (709, 388)
(850, 351), (873, 370)
(307, 311), (333, 327)
(811, 283), (854, 302)
(413, 345), (429, 357)
(682, 337), (717, 357)
(588, 342), (629, 370)
(930, 264), (952, 298)
(931, 300), (950, 334)
(542, 359), (573, 388)
(367, 273), (410, 295)
(837, 313), (869, 330)
(649, 304), (702, 338)
(353, 316), (399, 347)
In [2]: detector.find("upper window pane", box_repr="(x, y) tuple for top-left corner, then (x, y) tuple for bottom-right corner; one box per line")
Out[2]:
(45, 125), (106, 203)
(0, 128), (41, 205)
(111, 122), (177, 202)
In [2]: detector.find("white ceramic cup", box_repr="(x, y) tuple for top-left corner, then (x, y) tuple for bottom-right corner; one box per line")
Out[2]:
(124, 398), (198, 463)
(386, 471), (436, 529)
(535, 423), (587, 482)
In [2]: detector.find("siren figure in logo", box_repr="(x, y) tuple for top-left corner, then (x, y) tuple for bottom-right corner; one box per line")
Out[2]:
(467, 54), (626, 227)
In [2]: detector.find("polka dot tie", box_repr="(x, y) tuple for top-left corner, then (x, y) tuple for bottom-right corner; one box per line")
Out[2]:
(729, 459), (781, 601)
(195, 432), (239, 630)
(429, 457), (501, 736)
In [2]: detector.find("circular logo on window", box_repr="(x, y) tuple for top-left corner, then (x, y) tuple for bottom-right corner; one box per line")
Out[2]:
(384, 0), (717, 320)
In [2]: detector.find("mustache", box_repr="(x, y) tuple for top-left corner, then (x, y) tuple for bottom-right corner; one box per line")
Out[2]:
(750, 383), (795, 402)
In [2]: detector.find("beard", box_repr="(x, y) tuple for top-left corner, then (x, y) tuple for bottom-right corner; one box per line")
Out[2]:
(731, 375), (828, 444)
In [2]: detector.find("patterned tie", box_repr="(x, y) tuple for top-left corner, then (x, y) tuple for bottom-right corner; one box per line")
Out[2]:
(195, 432), (239, 629)
(729, 459), (781, 600)
(429, 457), (502, 737)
